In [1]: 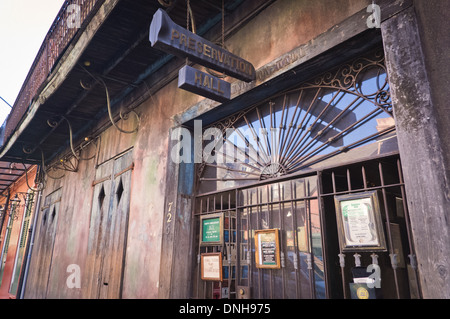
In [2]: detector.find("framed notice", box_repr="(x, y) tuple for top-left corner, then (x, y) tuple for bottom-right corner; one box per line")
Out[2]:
(201, 253), (223, 281)
(335, 191), (387, 252)
(200, 213), (224, 246)
(254, 229), (281, 269)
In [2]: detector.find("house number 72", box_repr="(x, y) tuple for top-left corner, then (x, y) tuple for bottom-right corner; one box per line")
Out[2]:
(167, 202), (173, 223)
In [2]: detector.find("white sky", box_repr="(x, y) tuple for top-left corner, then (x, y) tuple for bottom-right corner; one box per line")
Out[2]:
(0, 0), (65, 125)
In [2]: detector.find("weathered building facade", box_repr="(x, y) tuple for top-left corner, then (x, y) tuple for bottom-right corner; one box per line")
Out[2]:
(0, 163), (37, 299)
(0, 0), (448, 299)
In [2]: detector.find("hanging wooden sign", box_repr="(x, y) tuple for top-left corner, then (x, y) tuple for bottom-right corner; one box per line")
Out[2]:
(178, 65), (231, 102)
(149, 8), (256, 83)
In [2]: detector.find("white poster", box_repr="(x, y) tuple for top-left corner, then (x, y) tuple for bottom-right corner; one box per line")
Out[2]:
(340, 198), (379, 247)
(202, 254), (222, 280)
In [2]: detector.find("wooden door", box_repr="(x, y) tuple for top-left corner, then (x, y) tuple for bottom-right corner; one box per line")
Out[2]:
(86, 151), (133, 299)
(31, 188), (61, 298)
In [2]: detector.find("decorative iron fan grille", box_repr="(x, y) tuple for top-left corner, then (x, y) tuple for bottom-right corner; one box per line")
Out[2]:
(197, 50), (396, 194)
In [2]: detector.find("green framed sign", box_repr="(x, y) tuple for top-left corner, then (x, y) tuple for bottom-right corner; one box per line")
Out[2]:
(200, 213), (224, 246)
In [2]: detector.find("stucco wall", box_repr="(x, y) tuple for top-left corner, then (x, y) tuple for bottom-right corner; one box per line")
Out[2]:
(24, 0), (370, 299)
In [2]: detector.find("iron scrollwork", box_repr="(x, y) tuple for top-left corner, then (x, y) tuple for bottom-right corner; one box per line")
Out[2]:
(196, 49), (395, 192)
(304, 50), (391, 114)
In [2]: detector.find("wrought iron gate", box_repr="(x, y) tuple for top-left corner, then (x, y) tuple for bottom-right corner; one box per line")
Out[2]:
(193, 155), (419, 299)
(191, 49), (419, 299)
(193, 175), (323, 299)
(319, 156), (420, 299)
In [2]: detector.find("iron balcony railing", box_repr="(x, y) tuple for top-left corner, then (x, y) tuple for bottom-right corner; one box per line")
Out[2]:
(2, 0), (103, 146)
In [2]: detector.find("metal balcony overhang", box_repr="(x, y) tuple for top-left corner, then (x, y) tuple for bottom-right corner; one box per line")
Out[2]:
(0, 0), (249, 166)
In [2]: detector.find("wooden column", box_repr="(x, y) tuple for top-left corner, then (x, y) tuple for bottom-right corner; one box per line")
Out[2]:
(158, 127), (196, 298)
(382, 6), (450, 298)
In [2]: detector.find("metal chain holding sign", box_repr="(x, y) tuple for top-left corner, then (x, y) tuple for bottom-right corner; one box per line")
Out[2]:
(185, 0), (196, 67)
(187, 0), (196, 34)
(222, 0), (225, 48)
(207, 0), (227, 79)
(187, 0), (190, 31)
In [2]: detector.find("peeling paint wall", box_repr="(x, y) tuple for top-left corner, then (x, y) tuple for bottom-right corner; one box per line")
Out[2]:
(23, 0), (375, 299)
